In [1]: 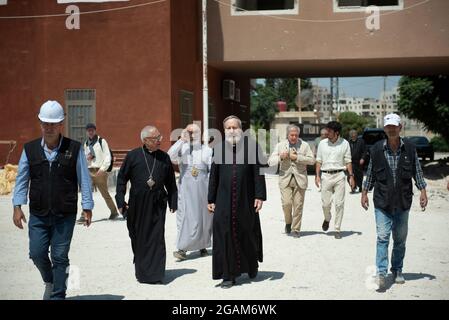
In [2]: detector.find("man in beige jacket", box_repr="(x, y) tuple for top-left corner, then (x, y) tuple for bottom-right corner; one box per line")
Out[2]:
(268, 125), (315, 238)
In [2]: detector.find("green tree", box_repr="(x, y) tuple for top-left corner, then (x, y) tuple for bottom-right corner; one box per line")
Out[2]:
(250, 83), (279, 130)
(251, 78), (312, 130)
(397, 76), (449, 142)
(338, 111), (375, 138)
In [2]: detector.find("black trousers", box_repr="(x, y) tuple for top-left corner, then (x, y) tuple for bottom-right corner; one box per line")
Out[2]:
(352, 161), (364, 191)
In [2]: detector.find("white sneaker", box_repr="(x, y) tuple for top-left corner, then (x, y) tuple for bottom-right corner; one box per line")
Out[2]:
(43, 282), (53, 300)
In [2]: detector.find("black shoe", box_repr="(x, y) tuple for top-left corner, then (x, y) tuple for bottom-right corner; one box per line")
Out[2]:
(139, 279), (163, 285)
(322, 220), (329, 232)
(199, 249), (208, 257)
(220, 279), (235, 289)
(285, 224), (291, 234)
(334, 232), (342, 239)
(249, 270), (258, 279)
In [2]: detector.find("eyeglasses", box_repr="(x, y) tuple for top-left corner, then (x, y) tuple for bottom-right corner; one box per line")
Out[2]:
(146, 135), (163, 142)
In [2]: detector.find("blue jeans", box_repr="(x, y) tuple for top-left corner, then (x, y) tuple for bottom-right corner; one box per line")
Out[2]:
(28, 213), (76, 300)
(375, 208), (409, 276)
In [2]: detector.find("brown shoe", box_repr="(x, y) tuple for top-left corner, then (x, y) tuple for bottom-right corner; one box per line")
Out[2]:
(173, 250), (187, 261)
(109, 212), (119, 220)
(377, 275), (387, 292)
(76, 215), (86, 224)
(291, 231), (301, 238)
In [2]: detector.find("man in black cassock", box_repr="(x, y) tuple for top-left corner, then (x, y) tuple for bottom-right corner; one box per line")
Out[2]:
(115, 125), (177, 284)
(208, 115), (267, 289)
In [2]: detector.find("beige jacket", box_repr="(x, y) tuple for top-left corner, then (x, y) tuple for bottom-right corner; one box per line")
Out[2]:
(268, 139), (315, 189)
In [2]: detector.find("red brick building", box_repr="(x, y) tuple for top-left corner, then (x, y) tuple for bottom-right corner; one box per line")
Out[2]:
(1, 0), (448, 165)
(0, 0), (250, 165)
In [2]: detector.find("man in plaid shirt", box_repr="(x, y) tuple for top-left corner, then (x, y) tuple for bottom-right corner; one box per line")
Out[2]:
(361, 113), (428, 292)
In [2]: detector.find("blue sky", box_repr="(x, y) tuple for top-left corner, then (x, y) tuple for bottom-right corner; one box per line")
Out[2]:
(311, 76), (401, 99)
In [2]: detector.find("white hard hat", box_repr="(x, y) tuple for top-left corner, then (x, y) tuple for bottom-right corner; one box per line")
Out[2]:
(38, 100), (65, 123)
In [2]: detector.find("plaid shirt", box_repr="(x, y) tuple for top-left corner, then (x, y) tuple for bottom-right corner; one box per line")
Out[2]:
(363, 138), (427, 191)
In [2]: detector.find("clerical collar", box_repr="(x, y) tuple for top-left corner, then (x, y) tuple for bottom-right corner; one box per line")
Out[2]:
(143, 145), (156, 153)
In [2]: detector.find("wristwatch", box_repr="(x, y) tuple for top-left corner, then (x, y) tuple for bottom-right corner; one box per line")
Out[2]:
(348, 173), (354, 177)
(14, 205), (21, 209)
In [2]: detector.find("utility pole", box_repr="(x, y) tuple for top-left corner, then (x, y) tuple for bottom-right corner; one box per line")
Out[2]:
(330, 77), (339, 119)
(382, 76), (387, 118)
(202, 0), (209, 142)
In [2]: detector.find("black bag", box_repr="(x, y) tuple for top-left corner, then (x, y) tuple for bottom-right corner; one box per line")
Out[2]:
(99, 137), (114, 172)
(85, 137), (114, 172)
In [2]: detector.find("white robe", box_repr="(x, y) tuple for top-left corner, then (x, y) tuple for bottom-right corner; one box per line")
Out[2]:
(167, 140), (213, 251)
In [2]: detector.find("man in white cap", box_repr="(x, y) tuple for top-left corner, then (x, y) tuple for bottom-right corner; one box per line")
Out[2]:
(361, 113), (428, 292)
(12, 100), (94, 300)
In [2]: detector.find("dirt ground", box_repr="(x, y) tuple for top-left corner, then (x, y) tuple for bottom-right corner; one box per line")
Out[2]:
(0, 157), (448, 300)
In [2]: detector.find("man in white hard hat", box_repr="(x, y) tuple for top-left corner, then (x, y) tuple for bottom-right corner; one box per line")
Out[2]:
(12, 100), (94, 300)
(361, 113), (428, 292)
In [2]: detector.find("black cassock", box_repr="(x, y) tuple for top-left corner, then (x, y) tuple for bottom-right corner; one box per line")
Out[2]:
(115, 146), (177, 283)
(208, 137), (267, 281)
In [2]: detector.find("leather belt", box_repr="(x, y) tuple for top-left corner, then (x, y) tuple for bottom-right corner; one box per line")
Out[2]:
(321, 169), (344, 174)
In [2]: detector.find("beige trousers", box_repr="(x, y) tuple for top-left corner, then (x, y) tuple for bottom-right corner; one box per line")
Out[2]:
(280, 176), (306, 232)
(321, 171), (346, 232)
(89, 168), (118, 215)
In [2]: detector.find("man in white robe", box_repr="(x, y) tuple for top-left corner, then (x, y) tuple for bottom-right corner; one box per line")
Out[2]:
(168, 123), (213, 260)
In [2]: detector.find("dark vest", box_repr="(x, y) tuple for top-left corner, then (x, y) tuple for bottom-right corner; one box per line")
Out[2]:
(24, 137), (80, 216)
(371, 139), (416, 213)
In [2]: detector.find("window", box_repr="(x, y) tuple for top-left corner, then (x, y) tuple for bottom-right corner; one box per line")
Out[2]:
(240, 105), (249, 130)
(65, 89), (96, 143)
(208, 101), (217, 131)
(180, 90), (194, 128)
(232, 0), (298, 16)
(0, 0), (7, 5)
(334, 0), (403, 12)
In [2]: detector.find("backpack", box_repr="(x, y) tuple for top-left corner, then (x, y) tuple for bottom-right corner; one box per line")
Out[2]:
(85, 137), (114, 172)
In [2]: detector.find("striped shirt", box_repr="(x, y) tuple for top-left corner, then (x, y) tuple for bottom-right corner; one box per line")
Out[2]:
(363, 138), (427, 191)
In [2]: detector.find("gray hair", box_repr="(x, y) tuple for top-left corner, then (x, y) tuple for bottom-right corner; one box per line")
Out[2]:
(140, 125), (158, 142)
(349, 129), (357, 136)
(286, 124), (300, 137)
(223, 115), (242, 129)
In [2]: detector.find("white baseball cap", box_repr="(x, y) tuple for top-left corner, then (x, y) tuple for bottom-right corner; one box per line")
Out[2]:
(383, 113), (401, 127)
(38, 100), (65, 123)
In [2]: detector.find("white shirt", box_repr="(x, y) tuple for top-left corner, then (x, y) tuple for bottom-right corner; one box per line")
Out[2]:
(83, 136), (112, 172)
(316, 137), (352, 171)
